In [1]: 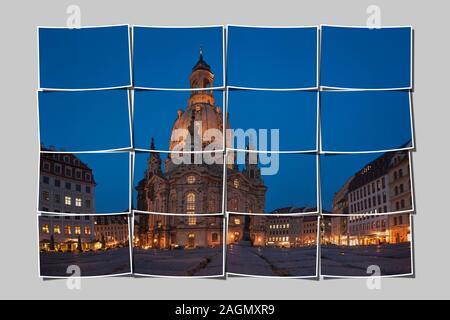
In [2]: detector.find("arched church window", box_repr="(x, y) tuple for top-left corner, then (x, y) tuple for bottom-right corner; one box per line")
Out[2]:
(186, 193), (196, 225)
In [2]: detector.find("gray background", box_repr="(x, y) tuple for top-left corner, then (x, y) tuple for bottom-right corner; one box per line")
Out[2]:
(0, 0), (448, 299)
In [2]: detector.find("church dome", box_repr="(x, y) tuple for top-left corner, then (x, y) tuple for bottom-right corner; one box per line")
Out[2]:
(169, 100), (223, 151)
(169, 49), (225, 151)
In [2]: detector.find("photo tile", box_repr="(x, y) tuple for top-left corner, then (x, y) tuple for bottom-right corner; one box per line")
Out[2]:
(38, 90), (132, 152)
(320, 90), (413, 153)
(226, 213), (319, 278)
(133, 26), (224, 89)
(133, 89), (225, 152)
(320, 26), (412, 90)
(133, 212), (225, 277)
(227, 26), (318, 89)
(320, 214), (413, 277)
(38, 214), (132, 278)
(227, 89), (318, 152)
(133, 151), (224, 214)
(320, 150), (414, 216)
(38, 152), (131, 215)
(226, 151), (318, 215)
(38, 25), (131, 90)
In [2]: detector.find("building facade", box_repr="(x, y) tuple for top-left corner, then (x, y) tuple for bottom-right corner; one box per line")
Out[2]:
(39, 150), (97, 252)
(387, 150), (412, 244)
(330, 178), (351, 245)
(39, 215), (96, 252)
(329, 149), (412, 246)
(39, 149), (96, 214)
(94, 215), (130, 248)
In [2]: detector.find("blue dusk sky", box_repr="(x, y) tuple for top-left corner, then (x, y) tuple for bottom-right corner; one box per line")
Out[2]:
(39, 90), (131, 152)
(227, 26), (317, 89)
(133, 90), (224, 151)
(72, 152), (130, 213)
(39, 25), (131, 89)
(228, 89), (317, 151)
(133, 152), (317, 213)
(320, 152), (395, 212)
(320, 26), (412, 89)
(320, 91), (412, 152)
(133, 26), (224, 88)
(234, 152), (318, 212)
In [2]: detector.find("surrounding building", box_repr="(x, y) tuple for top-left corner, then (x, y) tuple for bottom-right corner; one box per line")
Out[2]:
(39, 149), (98, 252)
(135, 51), (267, 249)
(135, 214), (223, 249)
(39, 215), (96, 252)
(228, 208), (319, 248)
(387, 150), (413, 244)
(328, 149), (413, 246)
(39, 148), (96, 214)
(94, 215), (130, 248)
(329, 178), (351, 245)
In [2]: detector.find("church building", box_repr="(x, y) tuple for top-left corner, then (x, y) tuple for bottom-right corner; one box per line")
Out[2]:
(135, 50), (267, 249)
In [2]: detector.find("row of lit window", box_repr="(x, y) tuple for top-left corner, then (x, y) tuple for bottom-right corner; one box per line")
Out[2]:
(42, 176), (91, 193)
(269, 224), (290, 229)
(350, 178), (386, 202)
(42, 161), (92, 182)
(269, 236), (289, 242)
(42, 224), (91, 235)
(42, 191), (91, 208)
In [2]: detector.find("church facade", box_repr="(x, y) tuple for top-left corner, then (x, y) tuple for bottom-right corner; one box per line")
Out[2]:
(135, 51), (267, 249)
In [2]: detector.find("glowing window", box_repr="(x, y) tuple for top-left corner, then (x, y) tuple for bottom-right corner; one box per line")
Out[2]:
(234, 179), (240, 189)
(187, 175), (196, 184)
(64, 226), (71, 235)
(186, 193), (196, 225)
(65, 196), (72, 206)
(75, 226), (81, 235)
(42, 224), (49, 234)
(234, 218), (241, 225)
(75, 198), (82, 207)
(53, 225), (61, 234)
